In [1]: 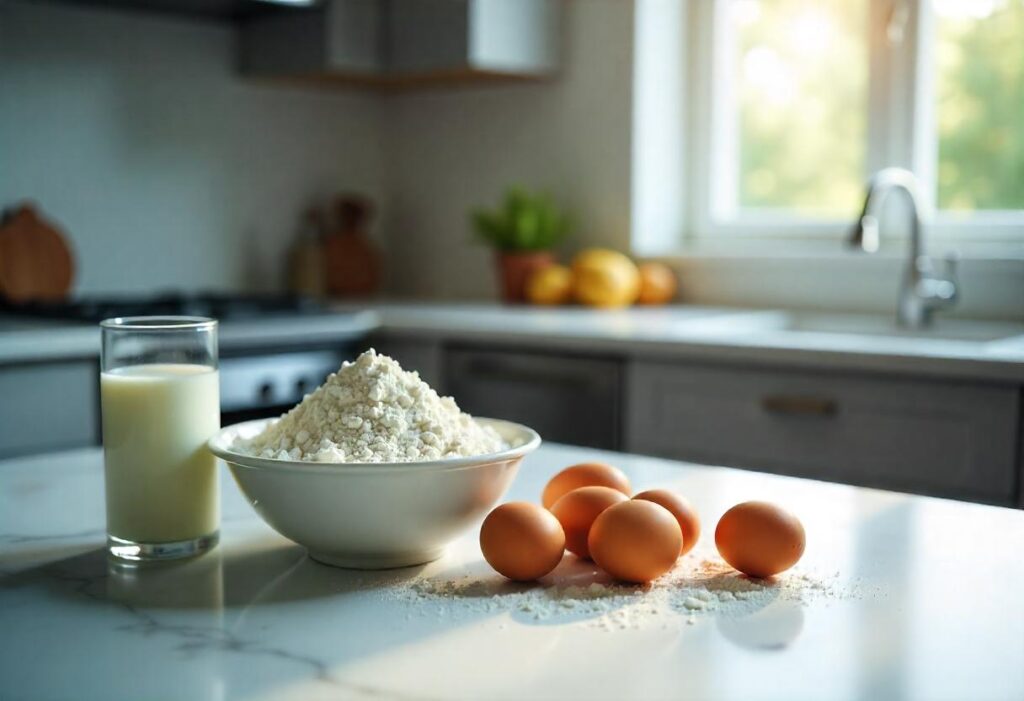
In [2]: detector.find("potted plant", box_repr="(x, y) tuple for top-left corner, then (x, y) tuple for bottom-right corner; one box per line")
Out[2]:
(471, 187), (572, 303)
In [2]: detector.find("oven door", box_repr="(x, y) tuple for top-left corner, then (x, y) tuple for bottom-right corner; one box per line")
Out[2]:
(219, 348), (355, 425)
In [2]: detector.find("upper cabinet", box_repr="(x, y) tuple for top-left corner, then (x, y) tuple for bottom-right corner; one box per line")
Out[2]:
(240, 0), (561, 88)
(45, 0), (561, 89)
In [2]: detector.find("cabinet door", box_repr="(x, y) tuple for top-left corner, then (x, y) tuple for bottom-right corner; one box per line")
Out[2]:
(370, 337), (445, 392)
(0, 361), (99, 458)
(626, 360), (1020, 505)
(445, 347), (622, 450)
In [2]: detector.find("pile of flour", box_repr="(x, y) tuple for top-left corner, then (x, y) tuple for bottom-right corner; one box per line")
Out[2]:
(385, 554), (864, 632)
(238, 349), (506, 462)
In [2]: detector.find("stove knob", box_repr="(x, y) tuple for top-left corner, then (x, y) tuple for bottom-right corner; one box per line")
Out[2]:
(259, 382), (274, 404)
(295, 378), (309, 396)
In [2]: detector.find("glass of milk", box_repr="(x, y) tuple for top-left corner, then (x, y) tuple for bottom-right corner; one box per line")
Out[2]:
(100, 317), (220, 561)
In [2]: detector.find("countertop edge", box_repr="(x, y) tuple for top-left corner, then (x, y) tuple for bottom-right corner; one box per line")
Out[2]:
(2, 306), (1022, 383)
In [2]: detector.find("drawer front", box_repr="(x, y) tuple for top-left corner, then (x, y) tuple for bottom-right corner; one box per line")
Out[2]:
(0, 361), (99, 458)
(445, 346), (622, 450)
(626, 360), (1019, 504)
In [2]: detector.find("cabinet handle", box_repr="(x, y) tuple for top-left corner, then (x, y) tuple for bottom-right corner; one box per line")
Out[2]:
(761, 395), (838, 417)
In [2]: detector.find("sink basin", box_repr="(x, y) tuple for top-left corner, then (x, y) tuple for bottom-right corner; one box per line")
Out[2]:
(770, 313), (1024, 342)
(689, 311), (1024, 345)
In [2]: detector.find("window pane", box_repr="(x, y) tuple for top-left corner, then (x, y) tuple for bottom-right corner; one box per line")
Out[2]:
(934, 0), (1024, 211)
(728, 0), (868, 216)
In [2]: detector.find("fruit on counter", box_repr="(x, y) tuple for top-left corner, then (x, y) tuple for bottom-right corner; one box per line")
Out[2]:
(541, 462), (632, 509)
(633, 489), (701, 556)
(480, 502), (566, 581)
(525, 264), (574, 305)
(550, 486), (629, 559)
(571, 248), (641, 308)
(588, 500), (682, 584)
(636, 262), (677, 305)
(715, 501), (806, 578)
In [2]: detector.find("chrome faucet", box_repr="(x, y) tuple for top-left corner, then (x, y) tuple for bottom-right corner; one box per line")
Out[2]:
(848, 167), (958, 328)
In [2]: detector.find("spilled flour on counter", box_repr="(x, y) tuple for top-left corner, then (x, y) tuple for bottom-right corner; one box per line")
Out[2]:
(386, 553), (864, 632)
(238, 349), (505, 462)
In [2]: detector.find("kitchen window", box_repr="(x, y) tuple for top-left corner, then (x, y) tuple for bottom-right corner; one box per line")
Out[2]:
(675, 0), (1024, 248)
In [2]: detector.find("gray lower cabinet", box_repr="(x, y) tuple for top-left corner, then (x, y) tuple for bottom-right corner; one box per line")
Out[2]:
(445, 346), (622, 450)
(369, 336), (446, 392)
(0, 360), (99, 458)
(625, 360), (1020, 505)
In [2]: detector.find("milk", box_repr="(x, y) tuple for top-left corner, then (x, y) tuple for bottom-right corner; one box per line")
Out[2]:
(101, 364), (220, 544)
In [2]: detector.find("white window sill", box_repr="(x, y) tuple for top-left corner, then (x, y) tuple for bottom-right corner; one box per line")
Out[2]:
(638, 236), (1024, 265)
(633, 238), (1023, 323)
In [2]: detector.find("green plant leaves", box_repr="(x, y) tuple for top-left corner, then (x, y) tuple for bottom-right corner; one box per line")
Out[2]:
(470, 187), (571, 251)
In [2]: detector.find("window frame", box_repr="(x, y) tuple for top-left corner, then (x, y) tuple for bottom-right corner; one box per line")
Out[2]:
(685, 0), (1024, 248)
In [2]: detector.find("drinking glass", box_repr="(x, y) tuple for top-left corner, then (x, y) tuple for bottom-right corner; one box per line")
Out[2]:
(100, 316), (220, 561)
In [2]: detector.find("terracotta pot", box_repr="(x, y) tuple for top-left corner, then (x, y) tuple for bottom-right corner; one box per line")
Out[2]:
(495, 250), (555, 304)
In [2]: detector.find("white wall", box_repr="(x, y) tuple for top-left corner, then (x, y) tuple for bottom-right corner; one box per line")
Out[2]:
(0, 1), (384, 295)
(381, 0), (634, 299)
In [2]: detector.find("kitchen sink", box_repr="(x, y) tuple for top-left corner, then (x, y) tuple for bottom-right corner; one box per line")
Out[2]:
(687, 311), (1024, 345)
(764, 312), (1024, 342)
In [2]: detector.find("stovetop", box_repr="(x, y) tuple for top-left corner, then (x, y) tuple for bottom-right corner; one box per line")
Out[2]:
(0, 293), (330, 324)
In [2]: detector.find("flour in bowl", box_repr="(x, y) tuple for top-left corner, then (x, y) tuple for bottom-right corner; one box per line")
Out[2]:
(238, 349), (506, 462)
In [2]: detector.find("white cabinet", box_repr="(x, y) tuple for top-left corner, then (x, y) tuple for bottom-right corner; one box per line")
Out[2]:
(626, 360), (1020, 505)
(0, 361), (99, 458)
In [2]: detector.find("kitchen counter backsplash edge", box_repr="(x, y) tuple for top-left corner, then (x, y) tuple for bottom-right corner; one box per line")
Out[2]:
(1, 305), (1022, 382)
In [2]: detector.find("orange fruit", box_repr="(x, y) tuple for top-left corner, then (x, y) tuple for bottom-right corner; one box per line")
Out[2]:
(636, 262), (677, 305)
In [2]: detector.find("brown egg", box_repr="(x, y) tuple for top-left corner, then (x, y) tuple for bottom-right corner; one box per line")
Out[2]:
(633, 489), (701, 556)
(479, 502), (565, 581)
(542, 463), (632, 509)
(550, 486), (629, 559)
(588, 500), (682, 584)
(715, 501), (806, 578)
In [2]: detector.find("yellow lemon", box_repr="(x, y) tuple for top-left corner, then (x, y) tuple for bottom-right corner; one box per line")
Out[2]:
(526, 264), (574, 305)
(571, 249), (640, 308)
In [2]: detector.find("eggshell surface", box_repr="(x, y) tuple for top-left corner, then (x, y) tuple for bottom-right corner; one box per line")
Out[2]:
(588, 500), (682, 584)
(480, 502), (566, 581)
(715, 501), (806, 578)
(542, 462), (632, 509)
(550, 486), (629, 559)
(633, 489), (701, 556)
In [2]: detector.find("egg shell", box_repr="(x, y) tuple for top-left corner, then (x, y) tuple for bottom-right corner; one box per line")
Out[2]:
(633, 489), (701, 556)
(542, 462), (632, 509)
(550, 486), (629, 559)
(588, 500), (682, 584)
(479, 502), (566, 581)
(714, 501), (806, 578)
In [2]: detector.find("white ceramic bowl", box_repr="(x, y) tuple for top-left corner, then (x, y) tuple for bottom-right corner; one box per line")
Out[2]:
(209, 418), (540, 569)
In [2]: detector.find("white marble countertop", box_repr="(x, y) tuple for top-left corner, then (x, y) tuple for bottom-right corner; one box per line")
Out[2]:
(2, 445), (1023, 701)
(2, 303), (1023, 381)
